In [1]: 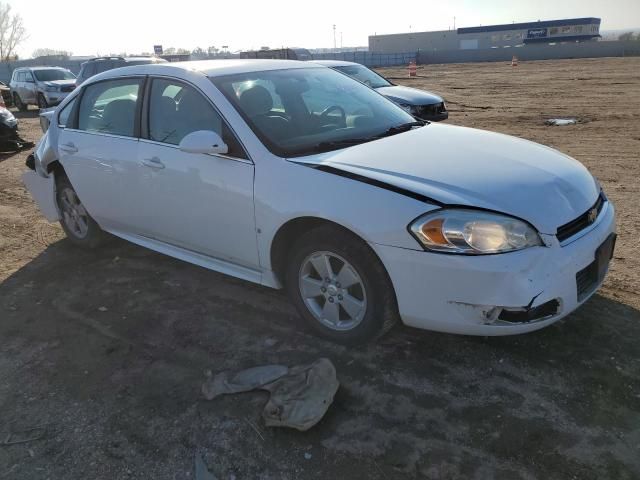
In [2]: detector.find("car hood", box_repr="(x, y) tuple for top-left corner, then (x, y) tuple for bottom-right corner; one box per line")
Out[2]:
(43, 79), (75, 87)
(375, 85), (443, 105)
(294, 124), (599, 234)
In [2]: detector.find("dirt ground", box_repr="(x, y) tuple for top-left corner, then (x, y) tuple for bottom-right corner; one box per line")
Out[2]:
(0, 57), (639, 479)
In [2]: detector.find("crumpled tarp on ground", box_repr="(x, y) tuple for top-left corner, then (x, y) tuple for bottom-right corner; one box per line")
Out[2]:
(202, 358), (339, 431)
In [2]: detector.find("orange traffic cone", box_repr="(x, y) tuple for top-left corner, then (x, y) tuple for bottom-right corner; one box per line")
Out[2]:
(408, 60), (417, 77)
(511, 55), (519, 67)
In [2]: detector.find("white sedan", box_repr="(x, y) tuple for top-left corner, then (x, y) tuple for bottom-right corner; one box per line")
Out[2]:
(23, 60), (616, 344)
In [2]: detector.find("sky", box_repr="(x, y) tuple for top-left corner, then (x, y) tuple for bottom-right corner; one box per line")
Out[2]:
(9, 0), (640, 58)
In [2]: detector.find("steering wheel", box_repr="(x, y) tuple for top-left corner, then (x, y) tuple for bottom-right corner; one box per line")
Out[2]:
(320, 105), (346, 126)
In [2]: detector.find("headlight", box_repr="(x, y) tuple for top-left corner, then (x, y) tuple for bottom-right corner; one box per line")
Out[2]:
(409, 209), (542, 254)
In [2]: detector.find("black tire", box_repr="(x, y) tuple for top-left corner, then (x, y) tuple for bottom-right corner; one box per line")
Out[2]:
(13, 93), (27, 112)
(55, 172), (105, 249)
(37, 93), (48, 109)
(285, 224), (399, 345)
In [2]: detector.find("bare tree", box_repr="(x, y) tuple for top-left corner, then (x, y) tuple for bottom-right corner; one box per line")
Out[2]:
(32, 48), (72, 59)
(618, 32), (639, 42)
(0, 2), (27, 61)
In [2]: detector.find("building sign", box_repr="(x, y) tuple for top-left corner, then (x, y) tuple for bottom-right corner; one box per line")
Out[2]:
(527, 28), (548, 39)
(153, 45), (163, 55)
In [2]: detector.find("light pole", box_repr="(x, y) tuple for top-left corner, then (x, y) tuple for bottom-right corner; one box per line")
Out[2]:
(333, 24), (337, 51)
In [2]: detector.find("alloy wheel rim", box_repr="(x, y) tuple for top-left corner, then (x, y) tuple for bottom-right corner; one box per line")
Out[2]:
(298, 251), (367, 331)
(59, 187), (89, 239)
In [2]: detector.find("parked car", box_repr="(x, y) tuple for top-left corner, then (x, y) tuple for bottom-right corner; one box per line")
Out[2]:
(0, 81), (13, 107)
(0, 105), (33, 151)
(313, 60), (448, 122)
(23, 60), (615, 344)
(10, 67), (77, 110)
(76, 56), (167, 86)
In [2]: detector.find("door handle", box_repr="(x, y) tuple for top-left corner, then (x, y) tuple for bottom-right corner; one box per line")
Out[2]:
(60, 142), (78, 154)
(141, 157), (165, 169)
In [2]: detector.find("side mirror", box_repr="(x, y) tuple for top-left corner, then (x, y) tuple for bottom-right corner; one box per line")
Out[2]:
(178, 130), (228, 155)
(26, 77), (35, 83)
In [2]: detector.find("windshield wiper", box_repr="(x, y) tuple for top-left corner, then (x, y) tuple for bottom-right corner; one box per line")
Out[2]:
(374, 120), (426, 139)
(307, 137), (377, 153)
(298, 121), (427, 155)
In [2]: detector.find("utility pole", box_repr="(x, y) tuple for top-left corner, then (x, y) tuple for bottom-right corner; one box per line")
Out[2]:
(340, 31), (343, 49)
(454, 16), (456, 29)
(333, 24), (337, 51)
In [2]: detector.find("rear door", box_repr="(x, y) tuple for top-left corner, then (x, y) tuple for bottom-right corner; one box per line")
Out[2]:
(57, 77), (144, 232)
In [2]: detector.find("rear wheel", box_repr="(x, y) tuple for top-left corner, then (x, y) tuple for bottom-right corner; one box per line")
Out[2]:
(37, 93), (48, 109)
(13, 93), (27, 112)
(55, 173), (105, 249)
(285, 225), (399, 345)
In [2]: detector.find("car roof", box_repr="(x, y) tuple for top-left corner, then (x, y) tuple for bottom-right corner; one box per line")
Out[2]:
(91, 59), (321, 81)
(88, 56), (163, 62)
(16, 66), (70, 71)
(311, 60), (360, 67)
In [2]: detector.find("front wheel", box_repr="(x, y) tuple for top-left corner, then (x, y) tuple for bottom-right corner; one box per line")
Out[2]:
(37, 93), (48, 109)
(55, 173), (105, 249)
(285, 225), (399, 345)
(13, 93), (27, 112)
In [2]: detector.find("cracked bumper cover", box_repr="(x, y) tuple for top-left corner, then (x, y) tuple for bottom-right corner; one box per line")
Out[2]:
(370, 201), (616, 336)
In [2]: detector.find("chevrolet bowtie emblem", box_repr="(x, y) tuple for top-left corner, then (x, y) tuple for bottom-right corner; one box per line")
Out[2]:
(587, 208), (598, 223)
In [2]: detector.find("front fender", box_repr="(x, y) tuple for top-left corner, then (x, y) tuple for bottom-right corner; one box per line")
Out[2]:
(255, 158), (438, 277)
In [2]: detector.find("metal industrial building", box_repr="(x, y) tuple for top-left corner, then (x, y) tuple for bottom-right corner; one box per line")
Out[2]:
(369, 18), (602, 53)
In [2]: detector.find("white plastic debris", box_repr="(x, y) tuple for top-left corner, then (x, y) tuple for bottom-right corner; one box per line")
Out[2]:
(202, 358), (339, 431)
(545, 118), (577, 126)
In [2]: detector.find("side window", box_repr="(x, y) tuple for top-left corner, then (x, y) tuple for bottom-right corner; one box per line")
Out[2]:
(78, 78), (142, 137)
(17, 72), (25, 82)
(58, 98), (77, 127)
(24, 71), (34, 82)
(148, 78), (246, 158)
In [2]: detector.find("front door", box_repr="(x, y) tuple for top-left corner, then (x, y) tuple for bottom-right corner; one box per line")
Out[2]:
(135, 78), (259, 269)
(23, 70), (37, 104)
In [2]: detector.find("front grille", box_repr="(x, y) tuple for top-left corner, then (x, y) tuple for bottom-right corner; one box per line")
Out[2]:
(556, 193), (605, 242)
(416, 102), (446, 118)
(60, 85), (75, 93)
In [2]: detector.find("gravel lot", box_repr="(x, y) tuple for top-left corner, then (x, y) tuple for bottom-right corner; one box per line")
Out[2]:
(0, 57), (639, 479)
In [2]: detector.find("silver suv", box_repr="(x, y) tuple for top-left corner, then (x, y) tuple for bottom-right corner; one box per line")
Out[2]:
(9, 67), (77, 110)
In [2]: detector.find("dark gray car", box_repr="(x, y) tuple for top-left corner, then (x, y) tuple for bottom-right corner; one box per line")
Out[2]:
(76, 56), (167, 86)
(313, 60), (448, 122)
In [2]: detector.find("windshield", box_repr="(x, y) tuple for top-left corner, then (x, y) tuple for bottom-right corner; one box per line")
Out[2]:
(334, 65), (392, 89)
(211, 67), (416, 157)
(33, 69), (76, 81)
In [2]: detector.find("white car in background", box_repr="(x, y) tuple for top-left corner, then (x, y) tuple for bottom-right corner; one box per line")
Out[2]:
(23, 60), (615, 344)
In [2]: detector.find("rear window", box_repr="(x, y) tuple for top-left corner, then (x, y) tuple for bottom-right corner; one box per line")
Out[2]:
(80, 63), (94, 79)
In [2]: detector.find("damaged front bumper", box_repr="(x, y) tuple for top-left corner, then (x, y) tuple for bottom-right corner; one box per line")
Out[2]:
(371, 201), (616, 336)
